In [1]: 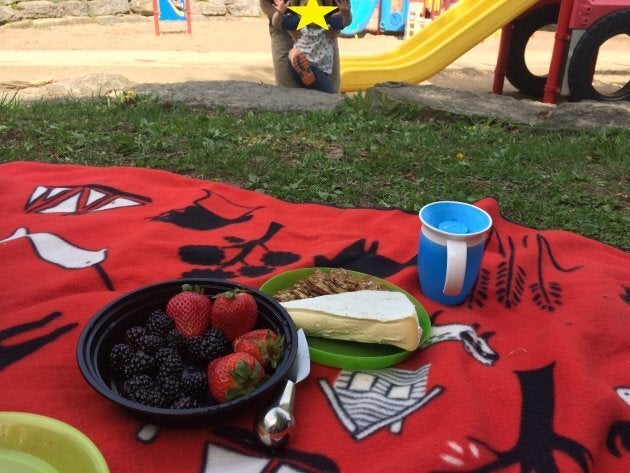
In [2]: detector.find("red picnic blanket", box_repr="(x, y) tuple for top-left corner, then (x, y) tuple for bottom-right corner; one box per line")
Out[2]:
(1, 161), (628, 473)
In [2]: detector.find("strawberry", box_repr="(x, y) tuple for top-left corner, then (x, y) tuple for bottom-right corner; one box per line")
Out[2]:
(232, 329), (284, 369)
(165, 284), (212, 338)
(210, 290), (258, 342)
(207, 352), (266, 403)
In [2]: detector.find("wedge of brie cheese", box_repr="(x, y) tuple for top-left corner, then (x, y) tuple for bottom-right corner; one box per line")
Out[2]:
(280, 290), (421, 351)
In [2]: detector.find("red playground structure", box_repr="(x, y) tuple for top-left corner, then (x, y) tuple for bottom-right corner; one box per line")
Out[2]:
(341, 0), (627, 102)
(493, 0), (629, 103)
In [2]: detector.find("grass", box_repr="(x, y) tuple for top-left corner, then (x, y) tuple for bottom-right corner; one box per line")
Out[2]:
(0, 93), (628, 250)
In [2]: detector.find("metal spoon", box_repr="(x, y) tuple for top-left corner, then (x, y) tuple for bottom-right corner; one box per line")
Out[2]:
(254, 329), (310, 448)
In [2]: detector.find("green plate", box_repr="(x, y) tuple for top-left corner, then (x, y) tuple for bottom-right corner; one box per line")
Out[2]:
(260, 268), (431, 370)
(0, 412), (109, 473)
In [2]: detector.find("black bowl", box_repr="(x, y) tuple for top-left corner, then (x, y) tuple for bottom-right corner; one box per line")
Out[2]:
(77, 278), (297, 428)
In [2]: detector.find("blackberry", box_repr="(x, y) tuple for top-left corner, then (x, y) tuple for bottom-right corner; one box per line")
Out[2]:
(165, 328), (186, 351)
(185, 336), (208, 362)
(182, 370), (207, 399)
(125, 326), (147, 348)
(186, 329), (230, 362)
(171, 396), (201, 410)
(204, 327), (230, 345)
(135, 334), (165, 355)
(154, 346), (179, 365)
(145, 309), (174, 336)
(130, 388), (166, 408)
(122, 374), (156, 397)
(158, 375), (183, 403)
(109, 343), (134, 372)
(123, 350), (156, 378)
(157, 353), (183, 380)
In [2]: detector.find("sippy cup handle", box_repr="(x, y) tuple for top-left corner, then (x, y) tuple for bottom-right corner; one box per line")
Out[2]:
(444, 239), (467, 296)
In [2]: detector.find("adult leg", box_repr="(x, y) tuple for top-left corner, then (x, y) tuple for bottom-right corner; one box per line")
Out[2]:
(330, 38), (340, 92)
(325, 14), (342, 91)
(269, 26), (298, 88)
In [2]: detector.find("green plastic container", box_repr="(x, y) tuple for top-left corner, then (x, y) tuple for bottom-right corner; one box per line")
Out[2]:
(0, 412), (109, 473)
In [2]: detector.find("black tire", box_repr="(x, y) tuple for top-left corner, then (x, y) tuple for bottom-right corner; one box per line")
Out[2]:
(567, 9), (630, 102)
(505, 3), (560, 98)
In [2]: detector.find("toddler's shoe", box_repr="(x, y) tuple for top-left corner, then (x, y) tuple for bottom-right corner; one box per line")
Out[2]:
(291, 52), (316, 87)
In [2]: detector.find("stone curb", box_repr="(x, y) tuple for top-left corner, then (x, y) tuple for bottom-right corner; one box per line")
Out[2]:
(364, 82), (630, 130)
(1, 73), (628, 130)
(134, 80), (346, 113)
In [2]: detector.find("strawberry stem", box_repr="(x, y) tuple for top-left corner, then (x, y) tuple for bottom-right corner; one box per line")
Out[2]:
(181, 283), (204, 294)
(225, 359), (265, 400)
(213, 288), (248, 300)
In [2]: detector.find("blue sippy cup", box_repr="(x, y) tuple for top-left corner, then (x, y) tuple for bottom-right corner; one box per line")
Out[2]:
(418, 201), (492, 305)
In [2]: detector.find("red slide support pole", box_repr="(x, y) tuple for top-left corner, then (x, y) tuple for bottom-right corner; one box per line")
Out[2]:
(492, 23), (513, 95)
(542, 0), (575, 103)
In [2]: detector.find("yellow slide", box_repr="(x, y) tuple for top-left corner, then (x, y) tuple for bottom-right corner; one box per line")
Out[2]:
(340, 0), (540, 93)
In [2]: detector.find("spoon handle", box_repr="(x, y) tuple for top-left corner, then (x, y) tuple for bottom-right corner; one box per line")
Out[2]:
(254, 379), (296, 447)
(275, 379), (296, 411)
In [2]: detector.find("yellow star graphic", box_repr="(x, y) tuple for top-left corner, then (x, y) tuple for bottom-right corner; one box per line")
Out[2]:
(288, 0), (338, 30)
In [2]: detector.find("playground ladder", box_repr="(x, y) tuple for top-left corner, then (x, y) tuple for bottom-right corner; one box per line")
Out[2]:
(404, 2), (432, 39)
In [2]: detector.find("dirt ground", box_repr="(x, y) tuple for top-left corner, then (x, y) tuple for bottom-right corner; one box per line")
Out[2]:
(0, 15), (627, 95)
